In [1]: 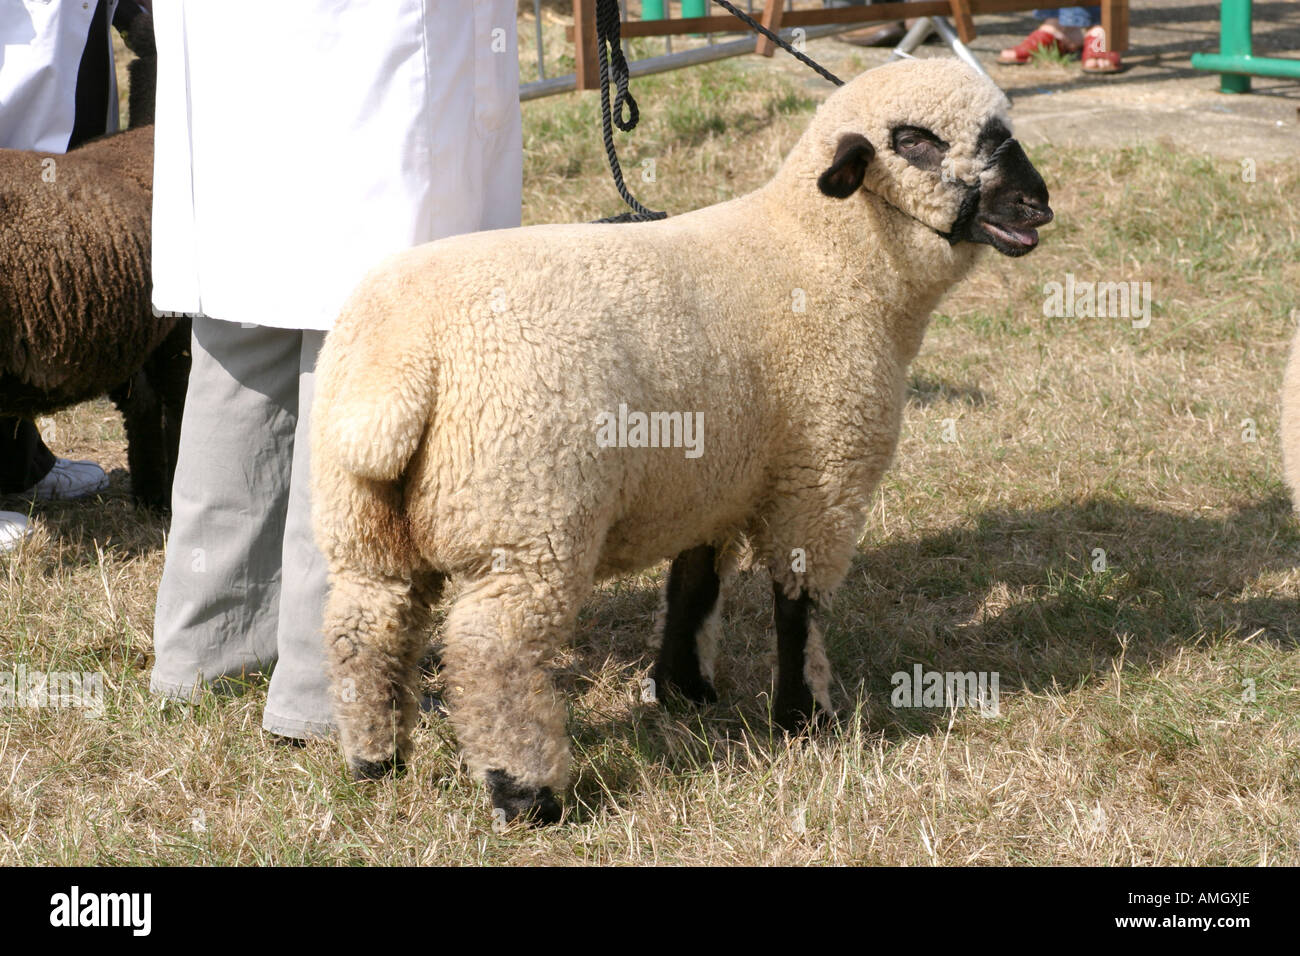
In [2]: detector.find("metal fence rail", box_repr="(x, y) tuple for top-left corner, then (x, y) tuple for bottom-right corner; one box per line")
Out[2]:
(520, 1), (862, 102)
(517, 0), (1131, 101)
(521, 17), (867, 101)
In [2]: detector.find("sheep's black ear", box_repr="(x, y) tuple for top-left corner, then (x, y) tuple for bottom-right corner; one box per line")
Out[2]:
(817, 133), (875, 199)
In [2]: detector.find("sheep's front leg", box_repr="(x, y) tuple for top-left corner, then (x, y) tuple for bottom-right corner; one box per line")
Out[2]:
(772, 583), (834, 733)
(651, 545), (721, 705)
(441, 574), (578, 826)
(323, 568), (442, 779)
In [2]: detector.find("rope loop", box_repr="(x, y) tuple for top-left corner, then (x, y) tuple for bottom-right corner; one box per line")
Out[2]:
(589, 0), (845, 223)
(593, 0), (664, 222)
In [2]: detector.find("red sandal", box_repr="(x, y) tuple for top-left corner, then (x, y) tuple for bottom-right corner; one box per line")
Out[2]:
(997, 27), (1080, 65)
(1081, 26), (1122, 73)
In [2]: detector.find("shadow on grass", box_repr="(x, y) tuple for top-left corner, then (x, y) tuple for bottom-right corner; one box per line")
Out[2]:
(843, 492), (1300, 724)
(565, 491), (1300, 818)
(907, 375), (987, 407)
(1, 467), (168, 565)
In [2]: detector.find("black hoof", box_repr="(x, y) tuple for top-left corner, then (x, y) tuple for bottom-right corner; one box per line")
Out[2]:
(486, 769), (562, 827)
(350, 754), (406, 781)
(651, 666), (719, 706)
(774, 693), (834, 735)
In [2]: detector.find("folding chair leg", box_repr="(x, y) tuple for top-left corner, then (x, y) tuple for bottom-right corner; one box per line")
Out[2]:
(890, 15), (998, 89)
(890, 17), (935, 58)
(932, 16), (997, 84)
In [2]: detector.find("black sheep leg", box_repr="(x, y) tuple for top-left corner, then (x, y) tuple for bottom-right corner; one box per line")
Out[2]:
(109, 320), (190, 513)
(651, 545), (721, 705)
(772, 584), (830, 733)
(152, 320), (192, 511)
(110, 371), (165, 511)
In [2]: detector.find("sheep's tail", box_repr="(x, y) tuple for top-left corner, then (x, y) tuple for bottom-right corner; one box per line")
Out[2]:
(311, 301), (438, 578)
(314, 304), (439, 482)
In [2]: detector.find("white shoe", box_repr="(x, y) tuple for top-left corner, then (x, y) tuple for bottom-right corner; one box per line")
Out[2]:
(27, 458), (109, 501)
(0, 511), (33, 553)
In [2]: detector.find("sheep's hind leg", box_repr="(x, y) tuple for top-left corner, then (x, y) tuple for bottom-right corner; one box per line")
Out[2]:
(153, 319), (193, 511)
(324, 568), (443, 779)
(441, 573), (581, 826)
(651, 545), (721, 705)
(772, 583), (834, 734)
(109, 372), (165, 511)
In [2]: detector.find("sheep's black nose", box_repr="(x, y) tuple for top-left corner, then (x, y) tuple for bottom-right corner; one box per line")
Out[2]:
(1016, 195), (1053, 226)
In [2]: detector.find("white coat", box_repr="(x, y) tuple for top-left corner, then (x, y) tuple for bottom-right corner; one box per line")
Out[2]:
(0, 0), (120, 151)
(151, 0), (523, 331)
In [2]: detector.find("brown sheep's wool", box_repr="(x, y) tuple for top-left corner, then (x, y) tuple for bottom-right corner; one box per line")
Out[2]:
(1, 127), (157, 410)
(0, 11), (182, 510)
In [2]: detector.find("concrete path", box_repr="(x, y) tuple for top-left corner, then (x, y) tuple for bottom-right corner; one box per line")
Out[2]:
(740, 0), (1300, 161)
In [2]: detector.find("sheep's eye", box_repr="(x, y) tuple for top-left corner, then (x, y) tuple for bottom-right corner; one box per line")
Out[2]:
(891, 125), (949, 172)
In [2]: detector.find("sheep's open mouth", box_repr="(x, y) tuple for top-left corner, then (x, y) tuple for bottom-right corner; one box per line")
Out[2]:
(980, 219), (1039, 255)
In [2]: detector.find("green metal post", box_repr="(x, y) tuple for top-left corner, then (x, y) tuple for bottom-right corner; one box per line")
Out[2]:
(642, 0), (665, 18)
(1220, 0), (1253, 93)
(1191, 0), (1300, 92)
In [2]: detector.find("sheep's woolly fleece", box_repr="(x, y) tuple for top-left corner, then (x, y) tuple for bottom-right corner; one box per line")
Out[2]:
(0, 12), (179, 511)
(1280, 327), (1300, 507)
(312, 59), (1014, 794)
(0, 128), (159, 417)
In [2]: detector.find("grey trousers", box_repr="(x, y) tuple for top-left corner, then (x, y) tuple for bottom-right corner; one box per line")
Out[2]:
(151, 317), (334, 738)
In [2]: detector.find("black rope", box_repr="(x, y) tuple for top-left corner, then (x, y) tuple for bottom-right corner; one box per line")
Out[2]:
(593, 0), (665, 223)
(710, 0), (844, 87)
(591, 0), (844, 223)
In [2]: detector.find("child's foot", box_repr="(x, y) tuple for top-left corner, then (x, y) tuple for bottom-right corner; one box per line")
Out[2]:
(998, 20), (1082, 64)
(1081, 25), (1122, 73)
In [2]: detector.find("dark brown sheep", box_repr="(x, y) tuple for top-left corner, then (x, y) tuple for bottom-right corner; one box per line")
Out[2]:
(0, 12), (187, 511)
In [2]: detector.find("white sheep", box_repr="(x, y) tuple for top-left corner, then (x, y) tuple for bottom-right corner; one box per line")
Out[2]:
(310, 58), (1053, 824)
(1281, 328), (1300, 505)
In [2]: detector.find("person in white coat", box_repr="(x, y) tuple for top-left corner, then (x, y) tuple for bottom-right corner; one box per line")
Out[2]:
(0, 0), (126, 149)
(0, 0), (150, 550)
(149, 1), (523, 739)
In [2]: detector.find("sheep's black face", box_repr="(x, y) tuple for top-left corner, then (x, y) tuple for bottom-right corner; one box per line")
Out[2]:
(948, 118), (1053, 258)
(816, 111), (1052, 259)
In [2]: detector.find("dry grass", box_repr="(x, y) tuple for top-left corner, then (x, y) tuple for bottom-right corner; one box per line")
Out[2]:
(2, 43), (1297, 865)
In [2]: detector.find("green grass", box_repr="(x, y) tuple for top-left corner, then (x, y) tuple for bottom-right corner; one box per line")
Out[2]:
(1029, 43), (1075, 68)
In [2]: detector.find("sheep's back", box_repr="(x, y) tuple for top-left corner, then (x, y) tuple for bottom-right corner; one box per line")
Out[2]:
(0, 128), (167, 416)
(321, 217), (778, 578)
